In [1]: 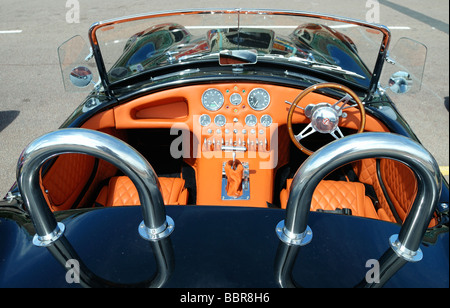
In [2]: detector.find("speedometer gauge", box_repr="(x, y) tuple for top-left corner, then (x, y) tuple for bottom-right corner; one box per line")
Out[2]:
(247, 88), (270, 111)
(202, 88), (224, 111)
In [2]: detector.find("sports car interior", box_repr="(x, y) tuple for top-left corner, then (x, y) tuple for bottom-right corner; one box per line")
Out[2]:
(38, 81), (435, 227)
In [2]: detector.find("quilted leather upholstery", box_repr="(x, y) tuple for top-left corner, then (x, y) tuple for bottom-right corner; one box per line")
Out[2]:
(352, 159), (393, 221)
(95, 176), (188, 207)
(42, 154), (95, 211)
(280, 179), (379, 219)
(379, 159), (417, 222)
(352, 159), (420, 224)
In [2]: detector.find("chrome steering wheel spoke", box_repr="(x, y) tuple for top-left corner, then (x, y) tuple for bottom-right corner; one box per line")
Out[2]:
(295, 122), (316, 141)
(332, 93), (352, 114)
(330, 127), (345, 140)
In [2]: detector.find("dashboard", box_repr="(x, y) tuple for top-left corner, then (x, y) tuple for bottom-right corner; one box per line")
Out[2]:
(111, 82), (388, 146)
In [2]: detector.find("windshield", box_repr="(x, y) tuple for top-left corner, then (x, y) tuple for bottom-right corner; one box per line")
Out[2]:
(89, 9), (389, 89)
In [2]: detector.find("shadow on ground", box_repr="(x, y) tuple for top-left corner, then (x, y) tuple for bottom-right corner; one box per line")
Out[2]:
(0, 111), (20, 133)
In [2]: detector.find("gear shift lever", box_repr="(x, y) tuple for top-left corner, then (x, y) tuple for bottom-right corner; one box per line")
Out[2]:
(222, 146), (247, 198)
(224, 158), (244, 197)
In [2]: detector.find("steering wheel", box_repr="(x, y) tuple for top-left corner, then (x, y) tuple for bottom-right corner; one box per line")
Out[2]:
(287, 82), (366, 155)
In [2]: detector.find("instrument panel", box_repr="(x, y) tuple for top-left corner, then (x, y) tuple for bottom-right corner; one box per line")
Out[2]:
(200, 87), (273, 129)
(201, 87), (270, 112)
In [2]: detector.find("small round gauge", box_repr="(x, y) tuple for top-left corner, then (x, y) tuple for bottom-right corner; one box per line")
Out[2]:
(214, 114), (226, 127)
(245, 114), (258, 127)
(199, 114), (211, 127)
(260, 115), (273, 127)
(202, 88), (224, 111)
(247, 88), (270, 111)
(229, 93), (242, 105)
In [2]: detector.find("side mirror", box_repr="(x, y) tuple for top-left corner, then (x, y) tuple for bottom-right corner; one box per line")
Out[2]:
(381, 37), (427, 95)
(58, 35), (98, 92)
(69, 66), (93, 88)
(388, 71), (412, 94)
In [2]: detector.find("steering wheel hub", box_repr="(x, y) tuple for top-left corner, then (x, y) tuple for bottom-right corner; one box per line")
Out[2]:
(311, 105), (339, 133)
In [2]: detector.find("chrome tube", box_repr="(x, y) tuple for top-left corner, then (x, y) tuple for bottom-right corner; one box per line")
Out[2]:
(16, 128), (173, 246)
(278, 132), (441, 254)
(275, 132), (441, 287)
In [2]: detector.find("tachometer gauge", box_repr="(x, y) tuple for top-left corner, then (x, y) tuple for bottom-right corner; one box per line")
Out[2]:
(245, 114), (258, 127)
(260, 115), (273, 127)
(202, 88), (224, 111)
(247, 88), (270, 111)
(214, 114), (226, 127)
(199, 114), (211, 127)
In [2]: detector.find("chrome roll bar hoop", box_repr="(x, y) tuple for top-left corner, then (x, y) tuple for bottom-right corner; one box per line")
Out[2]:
(277, 132), (441, 254)
(275, 132), (441, 288)
(16, 128), (173, 246)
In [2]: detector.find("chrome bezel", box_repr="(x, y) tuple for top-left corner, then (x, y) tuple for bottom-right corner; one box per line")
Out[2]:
(260, 114), (273, 127)
(229, 93), (242, 105)
(214, 114), (226, 127)
(247, 88), (270, 111)
(202, 88), (224, 111)
(199, 114), (211, 127)
(245, 114), (258, 127)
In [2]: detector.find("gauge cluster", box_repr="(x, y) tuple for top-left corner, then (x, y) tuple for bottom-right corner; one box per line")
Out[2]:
(200, 87), (272, 128)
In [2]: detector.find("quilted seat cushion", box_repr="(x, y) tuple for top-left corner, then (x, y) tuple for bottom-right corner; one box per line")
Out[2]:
(280, 179), (379, 219)
(95, 176), (188, 207)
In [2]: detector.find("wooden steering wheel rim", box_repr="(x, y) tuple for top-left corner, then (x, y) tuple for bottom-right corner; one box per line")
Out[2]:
(287, 82), (366, 155)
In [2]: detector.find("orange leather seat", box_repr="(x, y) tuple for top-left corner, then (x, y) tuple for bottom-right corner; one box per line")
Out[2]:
(95, 176), (188, 207)
(280, 179), (379, 220)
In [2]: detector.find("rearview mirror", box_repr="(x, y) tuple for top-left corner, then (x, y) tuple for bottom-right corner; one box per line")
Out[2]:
(219, 49), (257, 66)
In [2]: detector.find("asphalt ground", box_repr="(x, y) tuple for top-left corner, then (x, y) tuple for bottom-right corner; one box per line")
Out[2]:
(0, 0), (448, 197)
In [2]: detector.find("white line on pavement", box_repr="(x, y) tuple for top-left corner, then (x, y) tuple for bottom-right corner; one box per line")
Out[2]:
(0, 30), (23, 34)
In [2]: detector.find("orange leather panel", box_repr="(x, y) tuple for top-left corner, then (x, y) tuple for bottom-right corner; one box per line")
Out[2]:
(42, 154), (95, 211)
(113, 83), (389, 133)
(352, 159), (394, 222)
(379, 159), (417, 221)
(134, 99), (188, 119)
(352, 159), (437, 227)
(95, 176), (188, 206)
(280, 179), (378, 219)
(353, 159), (417, 223)
(81, 109), (115, 130)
